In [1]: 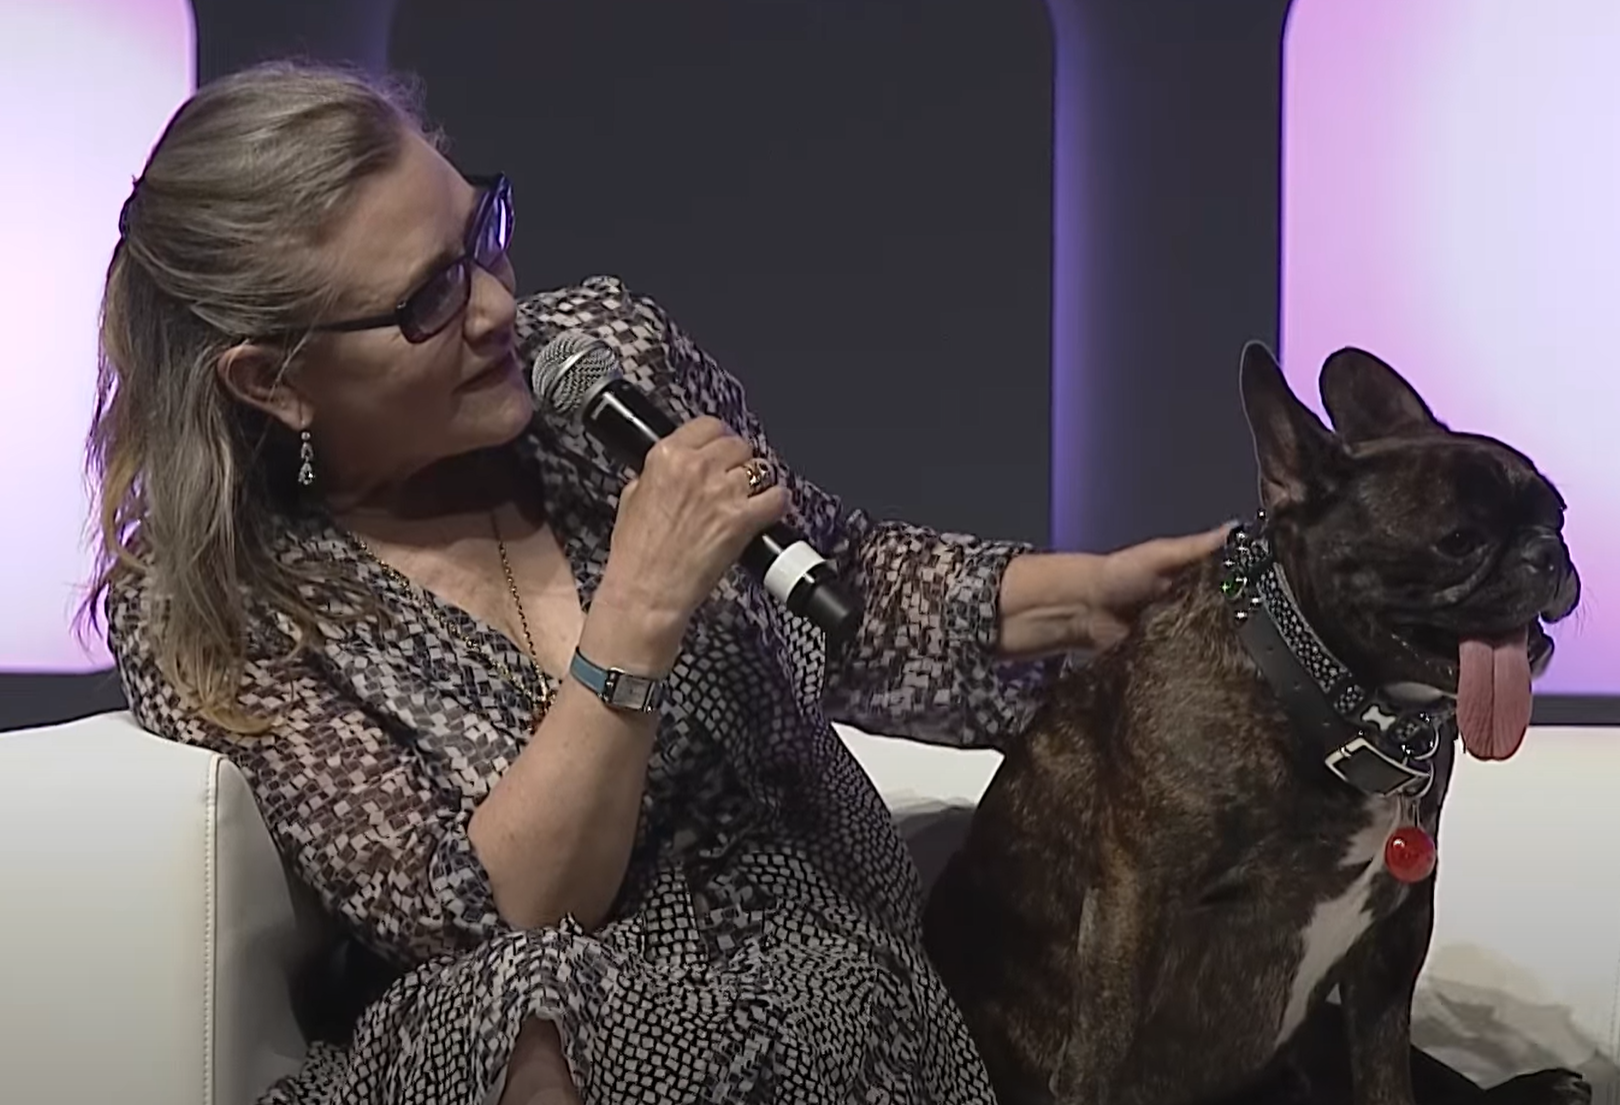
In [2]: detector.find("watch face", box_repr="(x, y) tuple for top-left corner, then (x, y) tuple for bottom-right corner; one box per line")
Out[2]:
(572, 651), (662, 713)
(608, 673), (656, 712)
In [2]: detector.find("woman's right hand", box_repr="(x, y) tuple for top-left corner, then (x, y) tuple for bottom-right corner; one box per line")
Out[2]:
(585, 416), (790, 671)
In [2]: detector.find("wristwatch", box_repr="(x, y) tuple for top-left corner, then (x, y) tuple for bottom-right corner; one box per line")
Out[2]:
(568, 648), (667, 714)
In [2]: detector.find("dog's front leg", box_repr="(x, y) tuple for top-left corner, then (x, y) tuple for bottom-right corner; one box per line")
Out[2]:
(1048, 865), (1163, 1105)
(1336, 879), (1434, 1105)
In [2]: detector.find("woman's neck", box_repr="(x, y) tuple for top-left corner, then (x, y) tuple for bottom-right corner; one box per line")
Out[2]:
(326, 445), (535, 529)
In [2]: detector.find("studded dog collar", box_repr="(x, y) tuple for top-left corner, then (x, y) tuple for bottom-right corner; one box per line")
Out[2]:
(1218, 516), (1453, 799)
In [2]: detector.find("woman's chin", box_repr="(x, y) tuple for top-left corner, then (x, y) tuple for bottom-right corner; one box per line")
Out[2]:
(460, 378), (537, 443)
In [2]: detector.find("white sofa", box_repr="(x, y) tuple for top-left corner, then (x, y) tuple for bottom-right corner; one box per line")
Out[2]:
(1, 711), (1617, 1105)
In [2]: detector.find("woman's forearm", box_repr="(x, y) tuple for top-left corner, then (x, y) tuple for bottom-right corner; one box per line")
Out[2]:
(467, 585), (683, 933)
(995, 551), (1101, 659)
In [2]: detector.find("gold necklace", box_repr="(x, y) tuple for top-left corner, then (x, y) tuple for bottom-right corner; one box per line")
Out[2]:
(349, 513), (550, 713)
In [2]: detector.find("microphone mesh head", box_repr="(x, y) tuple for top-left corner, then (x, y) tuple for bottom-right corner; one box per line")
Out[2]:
(530, 330), (622, 417)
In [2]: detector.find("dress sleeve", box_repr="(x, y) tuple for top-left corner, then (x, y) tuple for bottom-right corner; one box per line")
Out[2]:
(647, 291), (1062, 751)
(106, 580), (507, 968)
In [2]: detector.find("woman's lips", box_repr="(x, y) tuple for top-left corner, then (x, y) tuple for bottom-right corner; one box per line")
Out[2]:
(459, 351), (519, 391)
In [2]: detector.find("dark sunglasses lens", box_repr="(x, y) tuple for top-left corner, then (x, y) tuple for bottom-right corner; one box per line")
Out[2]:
(401, 260), (470, 342)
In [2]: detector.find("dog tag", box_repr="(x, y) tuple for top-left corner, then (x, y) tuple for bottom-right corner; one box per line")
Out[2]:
(1384, 825), (1436, 883)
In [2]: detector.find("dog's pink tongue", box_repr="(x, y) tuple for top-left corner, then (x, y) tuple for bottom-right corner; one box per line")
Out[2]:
(1456, 628), (1532, 760)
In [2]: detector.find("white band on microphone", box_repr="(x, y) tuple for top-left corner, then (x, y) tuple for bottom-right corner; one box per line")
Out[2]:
(763, 540), (828, 603)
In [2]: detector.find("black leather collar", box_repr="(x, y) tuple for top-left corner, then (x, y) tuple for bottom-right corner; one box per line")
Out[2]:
(1218, 516), (1453, 799)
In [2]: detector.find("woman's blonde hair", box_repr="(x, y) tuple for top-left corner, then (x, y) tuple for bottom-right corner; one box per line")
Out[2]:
(85, 60), (442, 732)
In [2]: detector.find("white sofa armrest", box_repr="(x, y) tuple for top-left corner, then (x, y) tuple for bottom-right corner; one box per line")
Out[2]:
(1417, 728), (1620, 1095)
(836, 723), (1620, 1100)
(0, 712), (310, 1105)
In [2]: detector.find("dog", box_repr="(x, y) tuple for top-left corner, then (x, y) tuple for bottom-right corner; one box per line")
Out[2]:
(922, 343), (1588, 1105)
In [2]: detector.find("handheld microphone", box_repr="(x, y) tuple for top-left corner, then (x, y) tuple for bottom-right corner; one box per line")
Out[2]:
(531, 331), (863, 644)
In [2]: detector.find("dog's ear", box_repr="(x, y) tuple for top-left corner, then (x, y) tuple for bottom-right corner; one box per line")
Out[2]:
(1318, 347), (1446, 443)
(1239, 341), (1343, 511)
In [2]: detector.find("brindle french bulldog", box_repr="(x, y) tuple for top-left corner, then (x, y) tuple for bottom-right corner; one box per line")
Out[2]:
(923, 343), (1588, 1105)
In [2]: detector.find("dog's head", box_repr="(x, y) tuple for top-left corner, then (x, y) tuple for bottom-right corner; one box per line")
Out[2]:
(1238, 342), (1580, 761)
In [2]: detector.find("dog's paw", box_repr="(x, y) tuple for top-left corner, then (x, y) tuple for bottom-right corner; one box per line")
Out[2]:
(1480, 1068), (1591, 1105)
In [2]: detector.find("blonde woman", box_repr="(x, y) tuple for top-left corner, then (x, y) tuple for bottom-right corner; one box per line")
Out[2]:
(89, 60), (1230, 1105)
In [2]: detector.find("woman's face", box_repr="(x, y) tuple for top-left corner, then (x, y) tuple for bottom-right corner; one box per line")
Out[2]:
(238, 129), (532, 505)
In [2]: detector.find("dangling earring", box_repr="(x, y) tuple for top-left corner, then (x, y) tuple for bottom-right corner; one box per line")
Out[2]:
(297, 429), (316, 488)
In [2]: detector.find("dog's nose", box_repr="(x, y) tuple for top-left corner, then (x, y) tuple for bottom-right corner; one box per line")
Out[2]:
(1520, 532), (1565, 577)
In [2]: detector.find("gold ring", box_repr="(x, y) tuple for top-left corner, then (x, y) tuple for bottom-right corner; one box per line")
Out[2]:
(742, 458), (774, 496)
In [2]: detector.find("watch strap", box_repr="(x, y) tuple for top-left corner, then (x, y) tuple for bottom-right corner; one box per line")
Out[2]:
(568, 648), (666, 714)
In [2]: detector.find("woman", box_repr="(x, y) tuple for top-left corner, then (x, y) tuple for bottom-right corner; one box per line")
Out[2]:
(90, 61), (1230, 1105)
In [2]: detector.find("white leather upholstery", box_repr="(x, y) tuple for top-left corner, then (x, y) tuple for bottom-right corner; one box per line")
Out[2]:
(0, 713), (310, 1105)
(0, 711), (1615, 1105)
(1418, 731), (1620, 1096)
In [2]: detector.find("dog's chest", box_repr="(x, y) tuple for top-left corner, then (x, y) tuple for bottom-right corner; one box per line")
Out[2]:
(1274, 796), (1404, 1045)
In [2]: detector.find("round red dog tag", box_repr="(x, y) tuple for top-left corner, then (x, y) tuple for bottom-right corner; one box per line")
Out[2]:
(1384, 825), (1437, 883)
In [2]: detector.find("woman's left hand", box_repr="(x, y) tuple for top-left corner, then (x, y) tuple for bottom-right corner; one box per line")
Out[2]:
(997, 523), (1237, 658)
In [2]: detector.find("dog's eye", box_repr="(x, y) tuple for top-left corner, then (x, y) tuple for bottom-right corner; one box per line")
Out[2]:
(1437, 528), (1486, 558)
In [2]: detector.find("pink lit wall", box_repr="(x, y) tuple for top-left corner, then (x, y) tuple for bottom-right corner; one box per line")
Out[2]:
(1281, 0), (1618, 695)
(0, 0), (194, 671)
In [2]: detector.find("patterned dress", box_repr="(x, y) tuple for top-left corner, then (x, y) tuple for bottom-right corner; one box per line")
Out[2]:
(108, 277), (1058, 1105)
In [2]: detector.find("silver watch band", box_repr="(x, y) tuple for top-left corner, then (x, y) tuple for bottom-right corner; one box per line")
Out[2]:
(568, 648), (666, 714)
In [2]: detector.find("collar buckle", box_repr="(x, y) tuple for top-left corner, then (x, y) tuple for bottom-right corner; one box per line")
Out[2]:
(1324, 735), (1434, 799)
(1327, 696), (1447, 798)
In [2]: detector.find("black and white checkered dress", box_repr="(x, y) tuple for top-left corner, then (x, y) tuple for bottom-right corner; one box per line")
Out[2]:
(108, 277), (1057, 1104)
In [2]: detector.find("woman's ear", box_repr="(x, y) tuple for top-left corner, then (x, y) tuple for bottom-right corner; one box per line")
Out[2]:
(216, 343), (312, 431)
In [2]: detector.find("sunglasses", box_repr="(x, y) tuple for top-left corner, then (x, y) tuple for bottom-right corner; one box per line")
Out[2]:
(302, 173), (514, 345)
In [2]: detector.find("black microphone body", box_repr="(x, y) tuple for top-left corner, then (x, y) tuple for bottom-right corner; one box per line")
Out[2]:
(544, 344), (863, 645)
